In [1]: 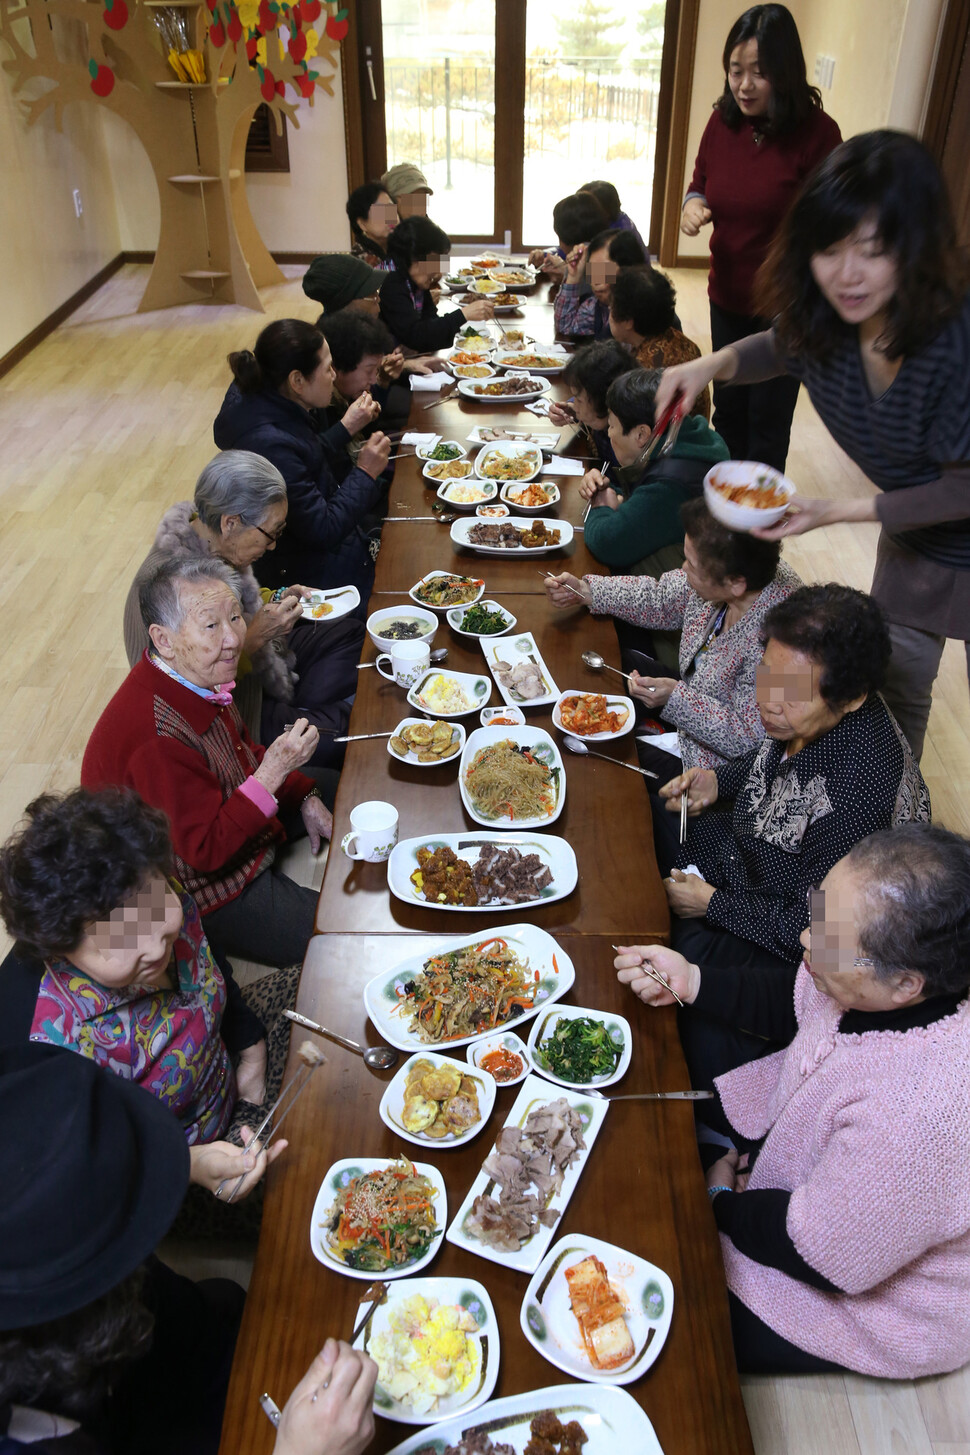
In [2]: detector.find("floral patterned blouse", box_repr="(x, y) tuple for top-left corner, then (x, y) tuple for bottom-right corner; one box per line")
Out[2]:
(29, 885), (236, 1143)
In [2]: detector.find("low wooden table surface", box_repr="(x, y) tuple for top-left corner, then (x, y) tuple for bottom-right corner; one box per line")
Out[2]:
(218, 934), (754, 1455)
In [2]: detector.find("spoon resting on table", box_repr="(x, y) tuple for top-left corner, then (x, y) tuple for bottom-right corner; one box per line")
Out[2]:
(562, 734), (657, 779)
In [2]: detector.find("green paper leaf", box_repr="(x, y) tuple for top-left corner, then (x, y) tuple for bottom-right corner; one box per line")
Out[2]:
(336, 7), (348, 17)
(88, 57), (97, 76)
(256, 61), (265, 79)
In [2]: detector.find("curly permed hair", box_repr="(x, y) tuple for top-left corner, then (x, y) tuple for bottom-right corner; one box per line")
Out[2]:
(761, 583), (890, 706)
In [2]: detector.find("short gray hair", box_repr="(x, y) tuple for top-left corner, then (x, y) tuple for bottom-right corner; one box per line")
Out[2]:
(139, 555), (242, 634)
(194, 450), (287, 533)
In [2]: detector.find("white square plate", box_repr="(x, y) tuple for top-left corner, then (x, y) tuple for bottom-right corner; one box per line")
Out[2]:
(526, 1003), (633, 1091)
(481, 632), (560, 710)
(378, 1052), (496, 1150)
(459, 725), (565, 829)
(310, 1157), (446, 1280)
(520, 1233), (674, 1385)
(500, 479), (562, 513)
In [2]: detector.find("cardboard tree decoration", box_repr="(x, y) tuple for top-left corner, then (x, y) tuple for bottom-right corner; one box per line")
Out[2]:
(0, 0), (348, 311)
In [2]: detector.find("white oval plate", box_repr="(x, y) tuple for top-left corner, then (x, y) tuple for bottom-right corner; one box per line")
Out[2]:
(474, 442), (543, 484)
(310, 1157), (446, 1280)
(551, 690), (635, 741)
(387, 831), (578, 914)
(407, 668), (492, 719)
(386, 717), (465, 769)
(467, 276), (505, 296)
(527, 1003), (632, 1091)
(493, 348), (569, 375)
(414, 439), (468, 461)
(300, 584), (361, 622)
(379, 1052), (496, 1150)
(435, 478), (498, 509)
(456, 375), (550, 404)
(356, 1276), (499, 1425)
(520, 1234), (674, 1387)
(450, 516), (572, 556)
(446, 599), (517, 638)
(409, 571), (485, 613)
(481, 632), (560, 710)
(466, 1030), (532, 1085)
(385, 1382), (663, 1455)
(446, 1075), (609, 1274)
(488, 267), (538, 289)
(499, 479), (561, 513)
(460, 724), (565, 829)
(363, 924), (575, 1054)
(422, 459), (476, 484)
(449, 361), (497, 381)
(703, 460), (794, 531)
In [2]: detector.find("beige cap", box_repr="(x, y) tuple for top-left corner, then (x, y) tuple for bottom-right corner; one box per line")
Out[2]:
(381, 162), (433, 199)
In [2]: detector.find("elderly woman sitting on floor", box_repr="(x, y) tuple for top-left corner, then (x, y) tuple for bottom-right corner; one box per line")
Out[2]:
(616, 823), (970, 1380)
(84, 555), (326, 970)
(653, 584), (930, 971)
(0, 787), (287, 1205)
(125, 450), (362, 769)
(546, 499), (802, 783)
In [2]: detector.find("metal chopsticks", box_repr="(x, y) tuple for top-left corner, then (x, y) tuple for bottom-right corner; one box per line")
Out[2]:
(611, 945), (685, 1007)
(215, 1050), (325, 1204)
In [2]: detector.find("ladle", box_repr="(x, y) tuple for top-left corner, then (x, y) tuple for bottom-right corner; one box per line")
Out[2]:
(562, 734), (658, 779)
(581, 649), (635, 684)
(283, 1010), (399, 1069)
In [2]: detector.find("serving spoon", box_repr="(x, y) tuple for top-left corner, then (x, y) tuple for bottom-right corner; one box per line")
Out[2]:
(563, 734), (658, 779)
(581, 649), (635, 684)
(358, 646), (449, 669)
(382, 512), (457, 524)
(283, 1010), (399, 1070)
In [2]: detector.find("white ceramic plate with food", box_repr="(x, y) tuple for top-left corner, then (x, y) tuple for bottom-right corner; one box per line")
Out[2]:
(466, 276), (505, 296)
(456, 375), (550, 404)
(446, 1074), (610, 1274)
(493, 348), (569, 375)
(474, 441), (544, 484)
(435, 478), (498, 510)
(406, 669), (491, 719)
(310, 1156), (446, 1280)
(385, 1382), (663, 1455)
(481, 632), (560, 710)
(450, 517), (572, 557)
(446, 599), (517, 639)
(527, 1004), (632, 1091)
(414, 439), (468, 462)
(366, 604), (439, 653)
(703, 460), (795, 531)
(488, 267), (537, 288)
(300, 584), (361, 622)
(520, 1234), (673, 1387)
(422, 458), (476, 485)
(386, 717), (465, 768)
(500, 479), (561, 514)
(480, 705), (526, 727)
(475, 502), (511, 519)
(449, 362), (497, 381)
(453, 328), (494, 353)
(386, 831), (578, 915)
(363, 924), (575, 1054)
(466, 1030), (532, 1086)
(465, 426), (561, 449)
(409, 571), (486, 613)
(459, 725), (565, 829)
(379, 1052), (496, 1150)
(552, 691), (635, 741)
(356, 1276), (499, 1425)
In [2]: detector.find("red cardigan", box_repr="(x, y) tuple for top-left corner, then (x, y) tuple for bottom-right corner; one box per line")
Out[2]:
(687, 106), (841, 315)
(81, 654), (314, 913)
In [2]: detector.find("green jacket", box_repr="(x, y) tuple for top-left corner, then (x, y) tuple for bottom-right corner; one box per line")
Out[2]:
(584, 416), (729, 576)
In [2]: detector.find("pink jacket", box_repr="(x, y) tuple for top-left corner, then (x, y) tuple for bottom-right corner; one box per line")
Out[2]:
(717, 968), (970, 1378)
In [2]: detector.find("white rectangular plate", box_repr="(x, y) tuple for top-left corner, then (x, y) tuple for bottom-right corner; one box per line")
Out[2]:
(446, 1074), (610, 1274)
(386, 1382), (663, 1455)
(357, 1276), (499, 1425)
(460, 725), (565, 829)
(407, 669), (492, 719)
(363, 924), (575, 1053)
(379, 1052), (496, 1150)
(465, 426), (562, 449)
(526, 1003), (633, 1091)
(300, 584), (360, 622)
(310, 1157), (446, 1280)
(387, 831), (578, 914)
(451, 516), (573, 556)
(552, 690), (635, 741)
(520, 1233), (674, 1386)
(481, 632), (560, 710)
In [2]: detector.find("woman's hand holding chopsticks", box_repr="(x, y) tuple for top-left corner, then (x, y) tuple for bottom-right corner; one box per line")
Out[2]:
(614, 945), (700, 1008)
(190, 1125), (288, 1201)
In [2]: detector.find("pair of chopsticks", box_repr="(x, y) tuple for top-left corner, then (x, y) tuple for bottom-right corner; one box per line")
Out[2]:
(581, 462), (609, 524)
(214, 1045), (325, 1204)
(680, 789), (689, 845)
(611, 945), (685, 1007)
(538, 569), (586, 602)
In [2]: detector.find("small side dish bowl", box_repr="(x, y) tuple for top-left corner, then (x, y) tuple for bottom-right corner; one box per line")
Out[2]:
(479, 705), (526, 728)
(415, 439), (468, 462)
(703, 460), (795, 532)
(466, 1032), (531, 1086)
(447, 599), (517, 639)
(435, 478), (499, 510)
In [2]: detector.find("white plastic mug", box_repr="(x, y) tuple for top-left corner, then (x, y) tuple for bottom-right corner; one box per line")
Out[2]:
(375, 639), (430, 690)
(340, 800), (399, 863)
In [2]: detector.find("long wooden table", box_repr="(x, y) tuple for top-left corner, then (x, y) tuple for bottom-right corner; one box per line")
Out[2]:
(218, 285), (754, 1455)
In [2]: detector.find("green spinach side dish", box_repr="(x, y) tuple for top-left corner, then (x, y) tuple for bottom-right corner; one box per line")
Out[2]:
(536, 1016), (620, 1082)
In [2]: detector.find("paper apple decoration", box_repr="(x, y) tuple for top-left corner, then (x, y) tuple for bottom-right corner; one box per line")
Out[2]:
(103, 0), (128, 30)
(288, 28), (307, 60)
(298, 70), (316, 96)
(88, 58), (114, 95)
(300, 0), (321, 19)
(325, 7), (348, 41)
(226, 7), (242, 41)
(246, 35), (259, 58)
(209, 17), (226, 44)
(258, 0), (278, 31)
(259, 65), (277, 101)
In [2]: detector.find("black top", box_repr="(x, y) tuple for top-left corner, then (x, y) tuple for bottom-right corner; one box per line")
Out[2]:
(378, 270), (465, 352)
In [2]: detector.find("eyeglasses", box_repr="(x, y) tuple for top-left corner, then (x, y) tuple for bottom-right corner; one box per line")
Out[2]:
(252, 522), (286, 544)
(806, 886), (874, 968)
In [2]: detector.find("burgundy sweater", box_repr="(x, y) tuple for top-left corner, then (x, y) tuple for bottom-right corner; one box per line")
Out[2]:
(686, 106), (841, 315)
(81, 655), (313, 914)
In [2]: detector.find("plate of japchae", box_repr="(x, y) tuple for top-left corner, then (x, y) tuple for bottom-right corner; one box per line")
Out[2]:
(474, 442), (543, 484)
(363, 924), (575, 1053)
(386, 832), (578, 913)
(310, 1156), (447, 1280)
(459, 725), (565, 829)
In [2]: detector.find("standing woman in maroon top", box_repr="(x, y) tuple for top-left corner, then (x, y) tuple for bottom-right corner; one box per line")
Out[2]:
(683, 5), (841, 471)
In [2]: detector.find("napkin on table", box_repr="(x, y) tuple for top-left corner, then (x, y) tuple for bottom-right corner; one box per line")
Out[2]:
(409, 373), (449, 391)
(541, 455), (586, 476)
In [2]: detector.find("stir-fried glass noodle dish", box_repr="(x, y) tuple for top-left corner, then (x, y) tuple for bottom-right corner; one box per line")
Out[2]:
(396, 936), (539, 1043)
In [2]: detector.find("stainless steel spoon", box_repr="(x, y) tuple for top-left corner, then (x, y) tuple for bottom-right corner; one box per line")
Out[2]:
(283, 1010), (399, 1070)
(383, 513), (457, 524)
(581, 649), (634, 684)
(562, 734), (658, 779)
(358, 646), (449, 669)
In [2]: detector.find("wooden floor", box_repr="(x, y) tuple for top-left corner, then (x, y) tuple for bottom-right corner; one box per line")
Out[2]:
(1, 263), (968, 1453)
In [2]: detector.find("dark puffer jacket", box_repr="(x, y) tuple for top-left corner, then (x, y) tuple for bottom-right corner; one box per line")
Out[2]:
(213, 383), (382, 595)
